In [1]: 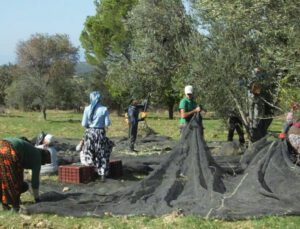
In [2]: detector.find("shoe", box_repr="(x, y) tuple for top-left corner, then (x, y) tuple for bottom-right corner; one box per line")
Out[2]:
(129, 148), (138, 153)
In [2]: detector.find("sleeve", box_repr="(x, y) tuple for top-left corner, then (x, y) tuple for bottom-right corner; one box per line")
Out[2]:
(81, 107), (89, 128)
(104, 109), (111, 127)
(137, 104), (145, 110)
(179, 99), (186, 110)
(127, 107), (134, 122)
(31, 165), (41, 190)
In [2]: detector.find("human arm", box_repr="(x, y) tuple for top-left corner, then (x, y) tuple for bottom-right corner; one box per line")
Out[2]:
(81, 107), (89, 128)
(179, 98), (201, 120)
(180, 106), (201, 119)
(286, 111), (293, 122)
(136, 104), (145, 110)
(139, 100), (149, 121)
(76, 139), (84, 151)
(199, 104), (207, 113)
(104, 109), (111, 128)
(31, 166), (41, 202)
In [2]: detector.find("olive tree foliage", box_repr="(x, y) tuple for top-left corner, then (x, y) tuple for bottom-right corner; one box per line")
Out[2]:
(6, 33), (79, 119)
(80, 0), (138, 64)
(117, 0), (194, 119)
(80, 0), (138, 111)
(80, 0), (193, 118)
(0, 64), (17, 105)
(188, 0), (300, 141)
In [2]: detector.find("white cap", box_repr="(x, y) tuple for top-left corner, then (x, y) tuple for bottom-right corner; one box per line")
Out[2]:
(44, 134), (53, 144)
(184, 85), (193, 95)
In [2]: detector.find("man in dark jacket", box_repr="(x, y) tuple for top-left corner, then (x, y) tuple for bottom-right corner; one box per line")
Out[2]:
(227, 111), (245, 145)
(127, 99), (146, 151)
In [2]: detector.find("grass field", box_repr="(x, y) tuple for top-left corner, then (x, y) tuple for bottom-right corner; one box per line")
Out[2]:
(0, 109), (284, 141)
(1, 109), (298, 229)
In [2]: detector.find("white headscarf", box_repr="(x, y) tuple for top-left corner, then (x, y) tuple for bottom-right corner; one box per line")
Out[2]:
(44, 134), (53, 144)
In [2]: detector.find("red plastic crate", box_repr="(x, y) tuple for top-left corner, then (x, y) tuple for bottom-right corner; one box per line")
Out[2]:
(109, 160), (123, 178)
(59, 165), (96, 184)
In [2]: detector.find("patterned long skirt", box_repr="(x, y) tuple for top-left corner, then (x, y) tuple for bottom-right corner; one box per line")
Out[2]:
(288, 134), (300, 154)
(0, 140), (23, 209)
(82, 129), (114, 176)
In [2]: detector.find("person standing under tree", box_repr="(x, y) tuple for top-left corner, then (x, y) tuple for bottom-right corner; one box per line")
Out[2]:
(81, 91), (114, 182)
(127, 98), (147, 152)
(227, 111), (245, 145)
(178, 85), (202, 134)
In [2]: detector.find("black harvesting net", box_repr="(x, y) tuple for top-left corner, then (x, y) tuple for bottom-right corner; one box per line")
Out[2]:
(24, 114), (300, 219)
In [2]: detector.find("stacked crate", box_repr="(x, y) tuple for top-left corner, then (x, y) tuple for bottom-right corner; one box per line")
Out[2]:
(59, 160), (123, 183)
(59, 165), (96, 184)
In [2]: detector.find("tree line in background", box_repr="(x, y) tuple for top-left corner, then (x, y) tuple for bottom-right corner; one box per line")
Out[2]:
(0, 0), (300, 141)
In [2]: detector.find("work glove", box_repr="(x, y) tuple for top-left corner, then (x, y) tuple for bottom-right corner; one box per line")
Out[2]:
(32, 189), (40, 203)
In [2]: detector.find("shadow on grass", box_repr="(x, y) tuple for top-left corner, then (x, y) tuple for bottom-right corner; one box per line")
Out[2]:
(49, 119), (81, 123)
(146, 116), (173, 120)
(0, 114), (23, 118)
(147, 116), (219, 121)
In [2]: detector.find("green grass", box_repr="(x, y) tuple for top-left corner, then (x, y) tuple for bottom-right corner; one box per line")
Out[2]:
(0, 109), (297, 229)
(1, 212), (300, 229)
(0, 109), (283, 141)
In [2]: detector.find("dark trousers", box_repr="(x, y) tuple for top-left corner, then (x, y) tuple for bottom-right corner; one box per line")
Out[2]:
(129, 122), (138, 150)
(227, 117), (245, 144)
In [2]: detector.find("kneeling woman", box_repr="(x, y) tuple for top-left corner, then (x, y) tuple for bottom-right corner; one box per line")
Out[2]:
(81, 91), (114, 181)
(0, 137), (50, 211)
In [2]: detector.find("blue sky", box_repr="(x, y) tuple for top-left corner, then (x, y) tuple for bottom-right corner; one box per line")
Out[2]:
(0, 0), (95, 65)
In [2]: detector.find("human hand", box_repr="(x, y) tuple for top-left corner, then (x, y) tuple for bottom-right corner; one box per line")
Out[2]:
(278, 132), (286, 139)
(194, 106), (201, 113)
(76, 140), (84, 151)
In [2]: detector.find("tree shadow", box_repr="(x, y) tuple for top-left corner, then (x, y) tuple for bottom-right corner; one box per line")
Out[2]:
(48, 119), (81, 124)
(0, 114), (23, 118)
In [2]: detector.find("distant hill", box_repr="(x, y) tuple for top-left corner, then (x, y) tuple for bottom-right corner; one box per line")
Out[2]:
(75, 62), (95, 75)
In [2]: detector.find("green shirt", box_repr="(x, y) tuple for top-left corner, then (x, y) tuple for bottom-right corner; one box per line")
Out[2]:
(178, 97), (198, 124)
(5, 137), (42, 189)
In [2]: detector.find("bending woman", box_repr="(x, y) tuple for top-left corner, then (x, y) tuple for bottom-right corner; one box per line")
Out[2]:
(0, 137), (50, 211)
(81, 91), (113, 182)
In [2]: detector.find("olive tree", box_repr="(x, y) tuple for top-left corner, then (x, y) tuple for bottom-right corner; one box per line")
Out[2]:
(189, 0), (300, 141)
(9, 33), (79, 119)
